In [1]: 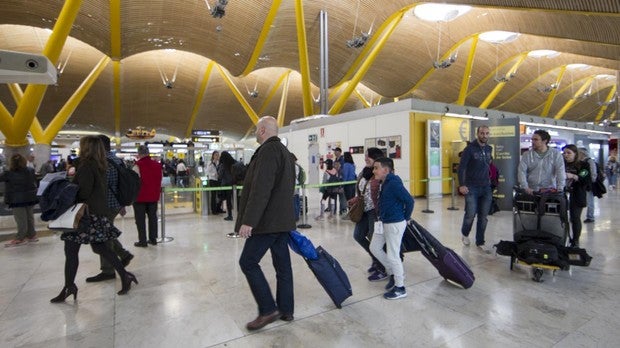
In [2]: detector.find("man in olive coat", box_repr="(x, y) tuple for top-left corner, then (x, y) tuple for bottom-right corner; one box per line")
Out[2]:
(236, 116), (296, 331)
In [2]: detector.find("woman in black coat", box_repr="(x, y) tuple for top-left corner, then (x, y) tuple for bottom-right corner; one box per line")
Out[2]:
(562, 144), (590, 247)
(1, 153), (39, 247)
(218, 151), (236, 221)
(51, 136), (137, 303)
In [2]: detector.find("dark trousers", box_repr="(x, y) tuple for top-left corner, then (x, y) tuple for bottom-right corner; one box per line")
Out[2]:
(220, 190), (233, 218)
(133, 202), (158, 243)
(568, 202), (584, 245)
(100, 209), (131, 274)
(63, 240), (127, 287)
(208, 180), (221, 214)
(239, 232), (294, 316)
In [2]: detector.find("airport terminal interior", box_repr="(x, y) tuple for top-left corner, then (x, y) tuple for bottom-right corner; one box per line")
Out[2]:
(1, 191), (619, 347)
(1, 1), (620, 347)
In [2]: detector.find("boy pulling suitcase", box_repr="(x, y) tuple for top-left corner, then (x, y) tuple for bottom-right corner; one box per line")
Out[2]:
(369, 158), (414, 299)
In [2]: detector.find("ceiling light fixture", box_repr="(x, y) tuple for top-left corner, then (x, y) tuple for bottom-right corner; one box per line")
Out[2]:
(205, 0), (228, 18)
(413, 4), (471, 22)
(520, 121), (610, 135)
(479, 31), (520, 44)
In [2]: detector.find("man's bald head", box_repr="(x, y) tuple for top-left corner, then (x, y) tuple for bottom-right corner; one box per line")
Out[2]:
(255, 116), (279, 144)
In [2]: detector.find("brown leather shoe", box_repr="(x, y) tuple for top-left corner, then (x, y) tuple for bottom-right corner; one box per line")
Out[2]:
(246, 310), (280, 331)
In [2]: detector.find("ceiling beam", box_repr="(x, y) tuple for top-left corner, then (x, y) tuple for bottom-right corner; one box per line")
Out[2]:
(241, 0), (283, 76)
(258, 70), (291, 116)
(276, 72), (291, 127)
(294, 0), (313, 116)
(479, 53), (528, 109)
(595, 84), (617, 122)
(456, 36), (479, 105)
(7, 0), (82, 146)
(329, 11), (404, 115)
(40, 56), (111, 144)
(215, 64), (259, 124)
(554, 76), (595, 119)
(185, 61), (216, 138)
(541, 66), (567, 117)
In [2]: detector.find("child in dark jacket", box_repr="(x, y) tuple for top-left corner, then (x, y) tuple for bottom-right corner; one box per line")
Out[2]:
(369, 158), (414, 300)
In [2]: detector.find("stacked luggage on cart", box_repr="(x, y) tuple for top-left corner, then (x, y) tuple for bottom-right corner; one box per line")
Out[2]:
(495, 188), (592, 282)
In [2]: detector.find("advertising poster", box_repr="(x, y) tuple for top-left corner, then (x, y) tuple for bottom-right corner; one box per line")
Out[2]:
(472, 118), (520, 211)
(427, 120), (442, 195)
(364, 136), (402, 159)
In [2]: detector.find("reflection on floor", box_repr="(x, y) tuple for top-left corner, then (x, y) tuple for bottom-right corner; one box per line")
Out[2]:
(1, 191), (619, 347)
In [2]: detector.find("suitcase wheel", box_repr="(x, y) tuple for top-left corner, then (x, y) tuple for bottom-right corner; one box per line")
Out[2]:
(532, 268), (544, 282)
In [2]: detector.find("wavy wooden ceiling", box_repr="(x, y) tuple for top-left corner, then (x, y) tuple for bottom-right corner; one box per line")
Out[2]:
(0, 0), (618, 140)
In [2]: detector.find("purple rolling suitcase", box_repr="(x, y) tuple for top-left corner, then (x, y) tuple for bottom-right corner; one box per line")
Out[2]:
(407, 220), (475, 289)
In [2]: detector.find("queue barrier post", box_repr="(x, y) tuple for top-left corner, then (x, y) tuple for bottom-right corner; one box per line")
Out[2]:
(158, 188), (174, 243)
(448, 177), (459, 211)
(297, 184), (312, 229)
(421, 178), (434, 214)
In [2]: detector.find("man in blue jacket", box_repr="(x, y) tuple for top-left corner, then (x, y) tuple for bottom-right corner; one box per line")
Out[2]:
(458, 125), (494, 253)
(369, 157), (414, 300)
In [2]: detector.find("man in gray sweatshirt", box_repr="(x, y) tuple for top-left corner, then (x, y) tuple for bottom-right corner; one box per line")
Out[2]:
(518, 129), (566, 194)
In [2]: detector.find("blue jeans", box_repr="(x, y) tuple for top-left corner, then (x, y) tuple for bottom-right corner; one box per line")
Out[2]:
(239, 232), (294, 316)
(461, 186), (492, 246)
(293, 194), (300, 221)
(585, 190), (594, 220)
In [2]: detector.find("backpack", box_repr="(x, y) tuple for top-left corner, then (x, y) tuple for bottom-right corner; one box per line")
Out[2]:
(296, 163), (306, 185)
(325, 172), (342, 194)
(109, 159), (141, 206)
(591, 161), (606, 198)
(232, 162), (247, 185)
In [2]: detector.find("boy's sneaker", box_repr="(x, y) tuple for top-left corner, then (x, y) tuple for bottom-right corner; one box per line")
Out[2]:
(477, 244), (492, 254)
(384, 286), (407, 300)
(461, 236), (471, 246)
(367, 270), (388, 282)
(4, 239), (26, 247)
(384, 275), (395, 290)
(367, 263), (377, 273)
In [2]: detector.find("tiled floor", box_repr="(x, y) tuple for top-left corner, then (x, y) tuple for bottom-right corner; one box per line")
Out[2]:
(1, 190), (619, 347)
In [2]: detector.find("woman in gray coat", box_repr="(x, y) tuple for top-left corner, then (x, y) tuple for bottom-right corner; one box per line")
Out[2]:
(1, 153), (39, 247)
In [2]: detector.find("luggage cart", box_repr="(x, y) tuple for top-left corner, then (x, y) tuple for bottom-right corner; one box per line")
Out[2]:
(511, 189), (570, 282)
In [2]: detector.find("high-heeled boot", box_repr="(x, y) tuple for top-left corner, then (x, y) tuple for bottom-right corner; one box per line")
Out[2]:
(117, 272), (138, 295)
(50, 284), (78, 303)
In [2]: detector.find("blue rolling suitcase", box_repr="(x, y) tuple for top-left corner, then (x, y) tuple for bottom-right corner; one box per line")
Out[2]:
(408, 220), (475, 289)
(306, 246), (352, 308)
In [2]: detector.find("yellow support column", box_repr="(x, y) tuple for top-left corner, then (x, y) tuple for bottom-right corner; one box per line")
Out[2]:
(0, 102), (12, 135)
(216, 65), (259, 124)
(40, 56), (111, 144)
(479, 53), (528, 109)
(456, 36), (479, 105)
(257, 70), (290, 116)
(542, 66), (567, 117)
(353, 89), (371, 108)
(595, 84), (617, 122)
(7, 83), (45, 141)
(554, 76), (595, 120)
(276, 72), (291, 127)
(8, 0), (83, 146)
(241, 0), (283, 76)
(329, 13), (403, 115)
(185, 61), (216, 138)
(294, 0), (313, 116)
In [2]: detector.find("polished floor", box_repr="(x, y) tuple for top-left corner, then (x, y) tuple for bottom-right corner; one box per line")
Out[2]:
(1, 189), (619, 348)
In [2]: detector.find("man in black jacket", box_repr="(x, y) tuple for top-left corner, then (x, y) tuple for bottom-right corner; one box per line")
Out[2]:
(236, 116), (296, 330)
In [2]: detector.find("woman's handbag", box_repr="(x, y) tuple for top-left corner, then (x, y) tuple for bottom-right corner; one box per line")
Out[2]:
(347, 178), (369, 223)
(347, 196), (364, 223)
(48, 203), (88, 232)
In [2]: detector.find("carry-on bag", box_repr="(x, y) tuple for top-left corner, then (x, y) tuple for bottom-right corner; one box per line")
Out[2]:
(407, 220), (475, 289)
(306, 246), (352, 308)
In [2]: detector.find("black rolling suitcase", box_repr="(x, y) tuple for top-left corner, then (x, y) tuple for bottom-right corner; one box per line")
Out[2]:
(306, 246), (352, 308)
(407, 220), (475, 289)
